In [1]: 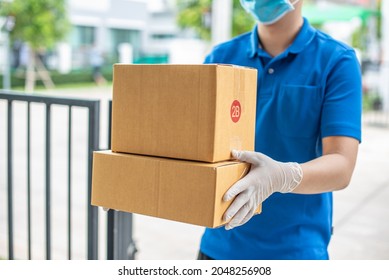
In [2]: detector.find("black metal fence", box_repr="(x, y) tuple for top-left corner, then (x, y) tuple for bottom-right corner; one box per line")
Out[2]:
(0, 91), (135, 260)
(106, 100), (137, 260)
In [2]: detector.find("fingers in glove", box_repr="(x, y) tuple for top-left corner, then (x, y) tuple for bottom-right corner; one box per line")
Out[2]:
(224, 188), (252, 222)
(232, 150), (264, 165)
(225, 203), (252, 230)
(239, 208), (257, 226)
(224, 175), (253, 202)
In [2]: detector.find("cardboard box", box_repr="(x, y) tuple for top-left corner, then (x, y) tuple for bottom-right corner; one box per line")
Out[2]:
(91, 151), (261, 228)
(111, 64), (257, 163)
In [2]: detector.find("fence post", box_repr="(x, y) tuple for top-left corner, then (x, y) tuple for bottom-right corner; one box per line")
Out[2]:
(87, 101), (100, 260)
(106, 100), (137, 260)
(7, 100), (14, 260)
(115, 212), (137, 260)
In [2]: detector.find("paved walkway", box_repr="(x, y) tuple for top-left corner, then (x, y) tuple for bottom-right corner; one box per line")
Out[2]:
(329, 118), (389, 259)
(1, 85), (388, 260)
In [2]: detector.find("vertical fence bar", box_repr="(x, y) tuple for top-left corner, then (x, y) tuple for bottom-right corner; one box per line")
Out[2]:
(45, 104), (51, 260)
(87, 101), (100, 260)
(67, 105), (72, 260)
(27, 102), (32, 260)
(106, 101), (114, 260)
(7, 100), (14, 260)
(106, 100), (137, 260)
(114, 212), (137, 260)
(106, 210), (115, 260)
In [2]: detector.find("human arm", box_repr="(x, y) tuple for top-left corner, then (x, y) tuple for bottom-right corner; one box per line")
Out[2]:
(295, 136), (359, 194)
(223, 135), (359, 230)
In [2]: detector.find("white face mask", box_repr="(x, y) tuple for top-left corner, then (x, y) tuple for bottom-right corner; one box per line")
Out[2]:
(240, 0), (300, 25)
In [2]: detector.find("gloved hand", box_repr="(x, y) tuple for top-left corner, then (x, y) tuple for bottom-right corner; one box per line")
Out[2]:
(223, 150), (303, 230)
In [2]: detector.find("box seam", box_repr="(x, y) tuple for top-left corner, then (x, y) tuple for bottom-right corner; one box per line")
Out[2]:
(211, 66), (219, 162)
(212, 167), (219, 227)
(156, 160), (161, 217)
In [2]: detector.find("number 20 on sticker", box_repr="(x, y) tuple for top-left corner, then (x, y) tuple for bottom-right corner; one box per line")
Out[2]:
(230, 100), (241, 123)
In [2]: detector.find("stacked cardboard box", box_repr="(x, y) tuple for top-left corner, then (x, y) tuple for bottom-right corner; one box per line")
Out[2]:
(91, 64), (259, 228)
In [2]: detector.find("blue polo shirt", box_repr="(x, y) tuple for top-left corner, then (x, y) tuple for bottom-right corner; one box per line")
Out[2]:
(200, 18), (362, 260)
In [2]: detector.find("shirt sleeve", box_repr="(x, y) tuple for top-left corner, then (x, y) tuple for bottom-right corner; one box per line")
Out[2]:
(320, 49), (362, 142)
(203, 53), (213, 64)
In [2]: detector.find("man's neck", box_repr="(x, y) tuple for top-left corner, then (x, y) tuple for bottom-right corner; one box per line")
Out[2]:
(257, 5), (304, 57)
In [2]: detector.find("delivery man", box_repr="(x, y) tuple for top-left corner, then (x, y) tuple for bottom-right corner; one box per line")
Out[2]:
(198, 0), (362, 259)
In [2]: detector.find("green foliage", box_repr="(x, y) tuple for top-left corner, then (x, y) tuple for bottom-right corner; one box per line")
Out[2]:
(351, 24), (368, 51)
(176, 0), (255, 41)
(0, 67), (113, 89)
(376, 0), (382, 40)
(0, 0), (70, 50)
(231, 0), (256, 37)
(177, 0), (212, 40)
(363, 92), (383, 112)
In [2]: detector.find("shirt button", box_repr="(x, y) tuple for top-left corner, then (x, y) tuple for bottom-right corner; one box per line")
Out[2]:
(268, 68), (275, 74)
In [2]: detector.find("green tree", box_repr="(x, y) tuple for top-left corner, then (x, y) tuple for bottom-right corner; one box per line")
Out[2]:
(176, 0), (255, 41)
(1, 0), (70, 91)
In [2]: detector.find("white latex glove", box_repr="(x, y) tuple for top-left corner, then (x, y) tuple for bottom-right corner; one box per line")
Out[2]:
(223, 150), (303, 230)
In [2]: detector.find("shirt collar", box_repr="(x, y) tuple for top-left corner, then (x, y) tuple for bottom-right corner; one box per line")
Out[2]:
(247, 17), (316, 58)
(288, 17), (316, 54)
(248, 24), (260, 58)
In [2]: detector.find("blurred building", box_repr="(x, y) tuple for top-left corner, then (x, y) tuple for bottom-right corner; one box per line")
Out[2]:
(63, 0), (179, 72)
(146, 0), (179, 55)
(66, 0), (147, 70)
(0, 0), (180, 74)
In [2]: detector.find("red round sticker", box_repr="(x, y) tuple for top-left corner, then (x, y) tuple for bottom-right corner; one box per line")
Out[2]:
(230, 100), (241, 123)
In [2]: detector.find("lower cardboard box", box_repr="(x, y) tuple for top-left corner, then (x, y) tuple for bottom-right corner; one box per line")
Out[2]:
(91, 150), (261, 228)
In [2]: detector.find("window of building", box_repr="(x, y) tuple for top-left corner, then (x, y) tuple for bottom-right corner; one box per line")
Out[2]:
(70, 25), (96, 69)
(109, 28), (141, 63)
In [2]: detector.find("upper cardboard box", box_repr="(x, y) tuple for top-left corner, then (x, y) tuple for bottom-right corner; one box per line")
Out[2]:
(111, 64), (257, 163)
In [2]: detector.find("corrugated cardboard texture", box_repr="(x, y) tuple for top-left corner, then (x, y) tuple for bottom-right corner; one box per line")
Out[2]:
(111, 64), (257, 163)
(214, 65), (257, 161)
(91, 151), (260, 228)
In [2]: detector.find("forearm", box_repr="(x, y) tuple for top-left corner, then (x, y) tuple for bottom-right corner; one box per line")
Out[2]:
(294, 154), (354, 194)
(292, 136), (359, 194)
(223, 137), (359, 229)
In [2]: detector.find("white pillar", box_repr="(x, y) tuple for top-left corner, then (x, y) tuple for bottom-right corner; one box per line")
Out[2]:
(57, 42), (72, 74)
(211, 0), (233, 46)
(1, 16), (15, 90)
(118, 43), (133, 64)
(168, 39), (207, 64)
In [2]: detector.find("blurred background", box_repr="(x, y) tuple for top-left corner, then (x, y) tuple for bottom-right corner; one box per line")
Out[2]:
(0, 0), (386, 99)
(0, 0), (388, 260)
